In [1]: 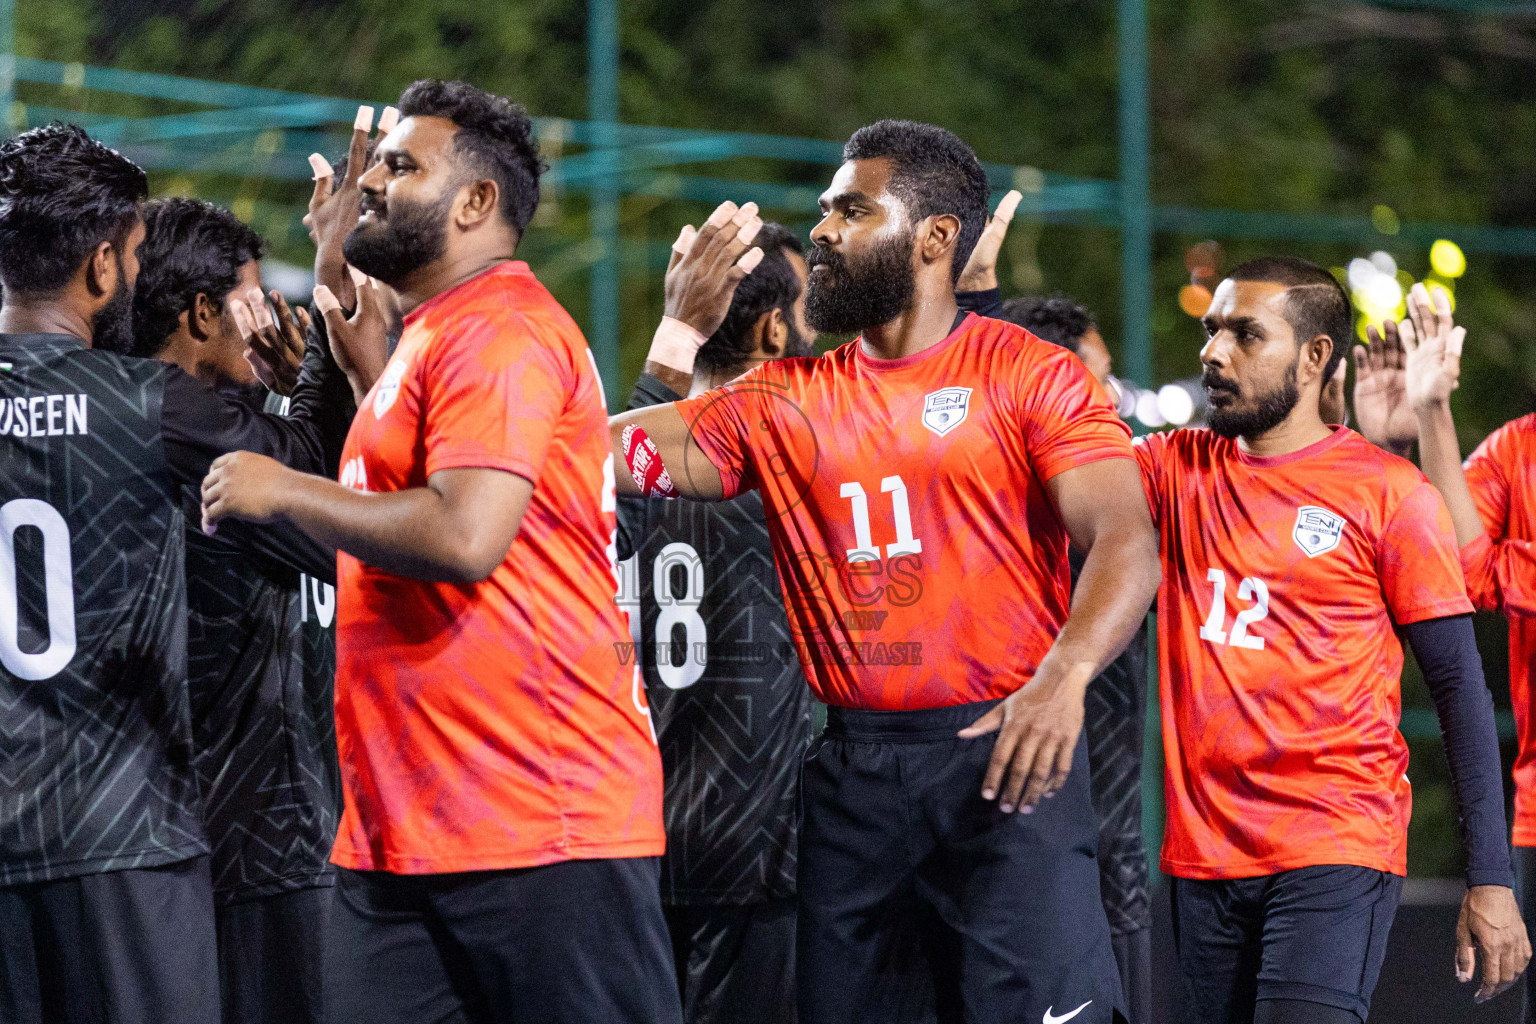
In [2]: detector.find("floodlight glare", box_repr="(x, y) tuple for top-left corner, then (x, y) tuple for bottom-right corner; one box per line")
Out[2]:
(1135, 390), (1166, 428)
(1157, 384), (1195, 426)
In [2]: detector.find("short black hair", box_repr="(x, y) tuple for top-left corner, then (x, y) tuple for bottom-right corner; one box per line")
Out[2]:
(130, 198), (266, 358)
(1227, 256), (1352, 380)
(997, 294), (1095, 352)
(0, 123), (147, 294)
(695, 223), (805, 378)
(842, 119), (991, 284)
(397, 79), (547, 235)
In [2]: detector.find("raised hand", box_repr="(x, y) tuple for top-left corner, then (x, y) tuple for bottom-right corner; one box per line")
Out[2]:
(304, 104), (397, 311)
(1402, 282), (1466, 413)
(663, 200), (765, 338)
(1354, 318), (1416, 453)
(231, 287), (311, 396)
(956, 189), (1022, 293)
(314, 267), (390, 403)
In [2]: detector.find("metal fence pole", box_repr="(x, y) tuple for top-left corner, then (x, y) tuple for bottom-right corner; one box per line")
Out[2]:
(588, 0), (620, 407)
(1118, 0), (1153, 388)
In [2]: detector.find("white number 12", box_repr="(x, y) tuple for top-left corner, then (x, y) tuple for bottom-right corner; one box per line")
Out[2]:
(1199, 568), (1269, 651)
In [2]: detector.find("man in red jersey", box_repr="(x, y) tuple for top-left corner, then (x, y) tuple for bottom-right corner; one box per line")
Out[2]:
(198, 80), (677, 1024)
(610, 120), (1161, 1024)
(1355, 281), (1536, 1022)
(1137, 257), (1527, 1024)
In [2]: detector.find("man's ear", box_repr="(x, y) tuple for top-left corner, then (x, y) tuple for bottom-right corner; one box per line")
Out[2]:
(454, 179), (501, 231)
(755, 307), (788, 361)
(85, 240), (118, 298)
(1303, 334), (1336, 385)
(187, 292), (219, 343)
(918, 213), (963, 272)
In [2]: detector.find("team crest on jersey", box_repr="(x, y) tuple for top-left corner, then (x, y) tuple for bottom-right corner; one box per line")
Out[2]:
(921, 387), (972, 436)
(1293, 505), (1345, 557)
(372, 358), (407, 418)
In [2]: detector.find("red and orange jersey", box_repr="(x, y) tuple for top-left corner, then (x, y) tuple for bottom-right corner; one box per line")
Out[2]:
(331, 262), (663, 875)
(1461, 413), (1536, 846)
(1136, 427), (1473, 879)
(674, 312), (1133, 711)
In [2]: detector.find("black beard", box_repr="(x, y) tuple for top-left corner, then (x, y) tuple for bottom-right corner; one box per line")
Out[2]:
(781, 315), (816, 359)
(804, 232), (915, 335)
(90, 276), (136, 355)
(1203, 362), (1301, 440)
(343, 189), (454, 287)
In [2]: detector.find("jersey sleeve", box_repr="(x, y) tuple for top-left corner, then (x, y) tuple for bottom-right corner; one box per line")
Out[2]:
(672, 368), (771, 500)
(1131, 431), (1169, 529)
(421, 311), (570, 481)
(1458, 423), (1533, 613)
(1018, 345), (1134, 483)
(1376, 479), (1477, 625)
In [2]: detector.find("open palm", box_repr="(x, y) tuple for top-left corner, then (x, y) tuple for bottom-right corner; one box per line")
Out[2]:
(1352, 318), (1417, 451)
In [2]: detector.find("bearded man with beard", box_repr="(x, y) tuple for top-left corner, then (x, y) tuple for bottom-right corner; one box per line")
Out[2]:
(607, 119), (1160, 1024)
(0, 125), (351, 1024)
(1134, 256), (1527, 1023)
(198, 80), (678, 1024)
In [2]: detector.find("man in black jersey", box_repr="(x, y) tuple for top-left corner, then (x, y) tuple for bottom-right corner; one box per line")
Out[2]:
(616, 214), (816, 1024)
(0, 124), (350, 1024)
(955, 200), (1153, 1024)
(131, 197), (341, 1024)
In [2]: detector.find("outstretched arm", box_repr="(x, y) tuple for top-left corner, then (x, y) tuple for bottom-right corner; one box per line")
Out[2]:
(959, 456), (1159, 812)
(1399, 284), (1484, 546)
(201, 457), (530, 584)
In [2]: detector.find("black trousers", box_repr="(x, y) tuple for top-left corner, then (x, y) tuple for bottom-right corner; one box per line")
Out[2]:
(797, 700), (1124, 1024)
(666, 898), (796, 1024)
(216, 884), (333, 1024)
(0, 856), (220, 1024)
(1170, 864), (1403, 1023)
(326, 856), (682, 1024)
(1516, 845), (1536, 1023)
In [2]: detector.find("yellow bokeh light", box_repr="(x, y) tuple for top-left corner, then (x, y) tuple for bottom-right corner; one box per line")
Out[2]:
(1372, 205), (1400, 236)
(1423, 278), (1456, 312)
(1429, 239), (1466, 279)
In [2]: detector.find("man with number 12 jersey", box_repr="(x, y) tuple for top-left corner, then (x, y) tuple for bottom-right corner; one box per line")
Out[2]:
(1135, 257), (1523, 1023)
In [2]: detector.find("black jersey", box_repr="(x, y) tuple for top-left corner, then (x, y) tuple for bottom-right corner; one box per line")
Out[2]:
(183, 388), (341, 905)
(616, 374), (813, 905)
(0, 332), (349, 887)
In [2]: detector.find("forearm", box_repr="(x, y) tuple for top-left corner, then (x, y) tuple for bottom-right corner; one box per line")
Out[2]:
(1417, 402), (1487, 547)
(1406, 614), (1515, 889)
(1042, 528), (1160, 684)
(271, 471), (488, 583)
(609, 403), (725, 500)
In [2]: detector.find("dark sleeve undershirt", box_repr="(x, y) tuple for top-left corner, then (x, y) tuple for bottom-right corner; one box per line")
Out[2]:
(1403, 613), (1514, 889)
(614, 372), (685, 563)
(955, 287), (1005, 319)
(161, 319), (355, 583)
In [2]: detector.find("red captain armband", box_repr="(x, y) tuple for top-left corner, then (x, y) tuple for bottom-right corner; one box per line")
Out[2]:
(621, 423), (680, 498)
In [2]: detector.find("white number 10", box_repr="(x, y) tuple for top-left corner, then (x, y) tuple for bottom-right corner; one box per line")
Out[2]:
(1199, 567), (1269, 651)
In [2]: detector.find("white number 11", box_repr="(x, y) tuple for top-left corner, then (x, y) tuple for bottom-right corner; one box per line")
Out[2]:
(840, 475), (922, 563)
(1199, 568), (1269, 651)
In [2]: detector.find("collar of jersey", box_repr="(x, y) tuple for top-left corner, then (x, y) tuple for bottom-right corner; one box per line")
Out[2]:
(854, 311), (976, 371)
(401, 260), (530, 329)
(1232, 424), (1350, 469)
(0, 332), (87, 354)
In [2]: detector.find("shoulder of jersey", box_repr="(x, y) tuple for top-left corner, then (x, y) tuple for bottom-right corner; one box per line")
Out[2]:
(1485, 411), (1536, 453)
